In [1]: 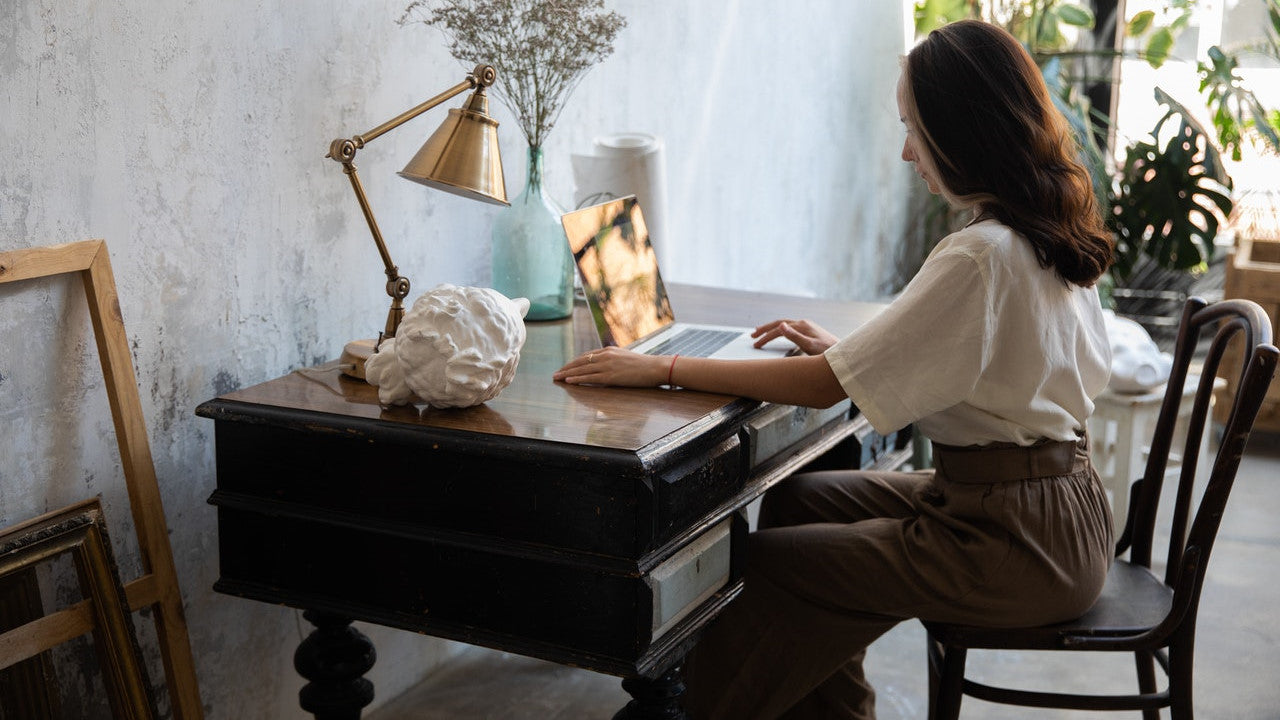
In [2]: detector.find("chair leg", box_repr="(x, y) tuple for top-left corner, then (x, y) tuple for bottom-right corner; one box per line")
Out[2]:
(1168, 645), (1195, 720)
(927, 638), (966, 720)
(1135, 650), (1161, 720)
(927, 639), (940, 717)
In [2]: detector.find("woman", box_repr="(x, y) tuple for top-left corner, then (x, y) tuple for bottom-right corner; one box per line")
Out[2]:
(555, 20), (1114, 720)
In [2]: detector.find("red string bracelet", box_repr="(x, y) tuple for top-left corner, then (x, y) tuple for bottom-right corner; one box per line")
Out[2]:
(667, 354), (680, 387)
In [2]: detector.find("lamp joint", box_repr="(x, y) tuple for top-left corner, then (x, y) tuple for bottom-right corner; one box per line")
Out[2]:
(327, 138), (359, 164)
(469, 64), (497, 90)
(386, 275), (410, 300)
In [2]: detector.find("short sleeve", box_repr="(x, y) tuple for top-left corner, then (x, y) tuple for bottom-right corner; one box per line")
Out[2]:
(824, 248), (992, 435)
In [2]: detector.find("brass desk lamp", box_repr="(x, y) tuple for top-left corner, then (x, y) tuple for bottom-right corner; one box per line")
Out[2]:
(327, 64), (508, 379)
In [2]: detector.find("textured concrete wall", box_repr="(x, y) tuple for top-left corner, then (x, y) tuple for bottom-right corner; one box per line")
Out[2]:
(0, 0), (908, 717)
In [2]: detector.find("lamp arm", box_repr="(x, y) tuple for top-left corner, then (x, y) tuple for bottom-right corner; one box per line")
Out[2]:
(357, 77), (476, 146)
(324, 65), (497, 339)
(333, 164), (408, 340)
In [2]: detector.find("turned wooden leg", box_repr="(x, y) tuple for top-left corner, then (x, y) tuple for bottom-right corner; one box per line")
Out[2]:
(613, 667), (688, 720)
(293, 610), (376, 720)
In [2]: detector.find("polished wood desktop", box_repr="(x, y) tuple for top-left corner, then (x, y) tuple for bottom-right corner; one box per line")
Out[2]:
(196, 283), (909, 719)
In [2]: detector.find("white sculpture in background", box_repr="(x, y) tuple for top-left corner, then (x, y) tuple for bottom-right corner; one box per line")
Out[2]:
(365, 284), (530, 407)
(1103, 310), (1173, 394)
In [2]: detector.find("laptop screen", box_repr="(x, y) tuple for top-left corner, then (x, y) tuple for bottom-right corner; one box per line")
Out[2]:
(561, 196), (675, 347)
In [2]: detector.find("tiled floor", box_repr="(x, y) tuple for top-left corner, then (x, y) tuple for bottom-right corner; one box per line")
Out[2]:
(369, 434), (1280, 719)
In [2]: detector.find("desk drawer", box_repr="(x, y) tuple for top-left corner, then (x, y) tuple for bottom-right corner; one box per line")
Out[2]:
(646, 519), (731, 638)
(745, 401), (852, 468)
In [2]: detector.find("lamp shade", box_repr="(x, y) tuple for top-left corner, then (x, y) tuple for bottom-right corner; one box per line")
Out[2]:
(399, 90), (508, 206)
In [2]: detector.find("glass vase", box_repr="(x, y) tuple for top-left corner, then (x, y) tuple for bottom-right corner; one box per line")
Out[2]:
(492, 145), (575, 320)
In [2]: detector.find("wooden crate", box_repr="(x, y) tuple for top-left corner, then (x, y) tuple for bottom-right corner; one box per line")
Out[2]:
(1216, 236), (1280, 430)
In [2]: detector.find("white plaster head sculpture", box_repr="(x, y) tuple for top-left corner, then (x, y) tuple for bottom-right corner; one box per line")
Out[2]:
(364, 284), (530, 407)
(1103, 310), (1174, 394)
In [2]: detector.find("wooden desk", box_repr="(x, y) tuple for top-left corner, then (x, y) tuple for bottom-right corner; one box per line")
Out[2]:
(196, 284), (908, 719)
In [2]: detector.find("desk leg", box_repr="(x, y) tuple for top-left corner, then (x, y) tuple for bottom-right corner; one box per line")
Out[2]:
(613, 667), (689, 720)
(293, 610), (376, 720)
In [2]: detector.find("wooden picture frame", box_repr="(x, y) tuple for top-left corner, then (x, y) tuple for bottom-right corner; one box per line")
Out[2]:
(0, 240), (203, 718)
(0, 498), (156, 719)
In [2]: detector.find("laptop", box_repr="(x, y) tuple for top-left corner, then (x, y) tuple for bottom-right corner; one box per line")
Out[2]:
(560, 195), (795, 359)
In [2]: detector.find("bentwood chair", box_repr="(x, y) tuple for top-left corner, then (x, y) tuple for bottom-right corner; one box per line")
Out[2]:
(924, 297), (1278, 719)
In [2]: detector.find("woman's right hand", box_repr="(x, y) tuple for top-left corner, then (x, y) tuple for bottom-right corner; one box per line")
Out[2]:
(751, 319), (839, 355)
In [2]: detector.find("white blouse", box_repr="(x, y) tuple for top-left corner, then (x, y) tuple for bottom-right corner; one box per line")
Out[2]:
(824, 220), (1111, 447)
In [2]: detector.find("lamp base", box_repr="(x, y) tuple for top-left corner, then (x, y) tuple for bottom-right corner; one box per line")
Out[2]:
(339, 339), (377, 381)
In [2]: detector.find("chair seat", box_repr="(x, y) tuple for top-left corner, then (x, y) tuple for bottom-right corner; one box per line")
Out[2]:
(924, 561), (1174, 651)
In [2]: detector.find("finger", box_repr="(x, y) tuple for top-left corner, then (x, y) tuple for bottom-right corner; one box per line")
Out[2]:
(771, 322), (800, 343)
(753, 327), (785, 348)
(555, 365), (594, 383)
(775, 329), (818, 355)
(556, 354), (597, 376)
(568, 348), (607, 367)
(564, 368), (609, 385)
(559, 352), (615, 376)
(556, 358), (584, 374)
(780, 323), (819, 344)
(752, 320), (791, 337)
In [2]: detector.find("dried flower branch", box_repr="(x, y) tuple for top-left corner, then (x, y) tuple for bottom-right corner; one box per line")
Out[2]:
(400, 0), (627, 148)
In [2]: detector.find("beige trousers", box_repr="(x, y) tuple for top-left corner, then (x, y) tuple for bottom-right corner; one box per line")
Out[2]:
(682, 440), (1113, 720)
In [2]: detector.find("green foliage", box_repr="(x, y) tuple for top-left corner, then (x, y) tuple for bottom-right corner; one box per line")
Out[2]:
(1197, 0), (1280, 157)
(1125, 0), (1195, 68)
(1127, 10), (1154, 35)
(1000, 1), (1095, 51)
(1055, 4), (1094, 27)
(914, 0), (977, 36)
(1110, 89), (1234, 279)
(1198, 47), (1280, 160)
(912, 0), (1094, 51)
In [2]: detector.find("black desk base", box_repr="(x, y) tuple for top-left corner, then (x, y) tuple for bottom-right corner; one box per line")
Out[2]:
(292, 613), (691, 720)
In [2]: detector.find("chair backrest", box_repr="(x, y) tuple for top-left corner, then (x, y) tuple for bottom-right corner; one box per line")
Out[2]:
(1117, 297), (1277, 633)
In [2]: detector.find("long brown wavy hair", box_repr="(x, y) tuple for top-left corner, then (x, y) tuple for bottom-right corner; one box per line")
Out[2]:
(902, 20), (1113, 287)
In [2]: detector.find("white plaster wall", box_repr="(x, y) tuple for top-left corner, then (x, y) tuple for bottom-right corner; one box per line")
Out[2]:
(0, 1), (909, 717)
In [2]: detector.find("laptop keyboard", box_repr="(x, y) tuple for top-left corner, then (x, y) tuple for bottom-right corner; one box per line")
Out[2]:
(644, 328), (743, 357)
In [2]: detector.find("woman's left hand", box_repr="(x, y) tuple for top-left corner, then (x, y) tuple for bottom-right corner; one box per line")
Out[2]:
(554, 346), (668, 387)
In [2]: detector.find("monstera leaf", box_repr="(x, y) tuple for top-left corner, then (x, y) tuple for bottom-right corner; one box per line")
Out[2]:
(1109, 88), (1234, 281)
(1199, 45), (1280, 161)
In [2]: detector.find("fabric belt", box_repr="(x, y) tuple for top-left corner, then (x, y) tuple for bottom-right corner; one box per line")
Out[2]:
(932, 435), (1087, 484)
